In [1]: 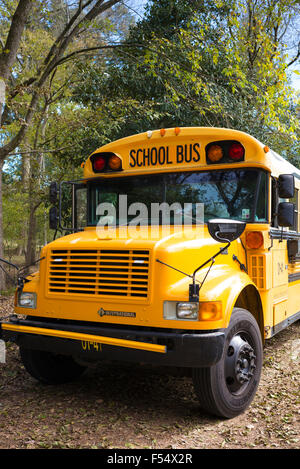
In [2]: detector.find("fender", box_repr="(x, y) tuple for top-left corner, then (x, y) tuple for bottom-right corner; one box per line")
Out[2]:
(168, 263), (261, 329)
(199, 264), (262, 328)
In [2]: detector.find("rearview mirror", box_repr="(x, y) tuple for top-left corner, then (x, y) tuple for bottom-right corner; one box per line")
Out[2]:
(49, 206), (58, 230)
(278, 202), (295, 227)
(278, 174), (295, 199)
(208, 218), (246, 243)
(49, 182), (58, 204)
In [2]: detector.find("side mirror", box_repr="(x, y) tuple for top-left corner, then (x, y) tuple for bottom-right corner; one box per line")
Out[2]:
(278, 174), (294, 199)
(287, 239), (298, 260)
(208, 218), (246, 243)
(278, 202), (294, 227)
(49, 206), (58, 230)
(49, 182), (58, 204)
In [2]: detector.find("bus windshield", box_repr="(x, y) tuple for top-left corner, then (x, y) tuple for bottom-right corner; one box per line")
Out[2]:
(88, 169), (268, 226)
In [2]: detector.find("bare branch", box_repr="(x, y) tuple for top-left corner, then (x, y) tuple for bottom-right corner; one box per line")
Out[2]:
(0, 0), (33, 80)
(0, 0), (123, 160)
(286, 42), (300, 68)
(7, 147), (69, 156)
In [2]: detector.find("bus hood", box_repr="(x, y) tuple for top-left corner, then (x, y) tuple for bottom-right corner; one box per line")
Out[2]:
(45, 225), (238, 282)
(26, 225), (247, 325)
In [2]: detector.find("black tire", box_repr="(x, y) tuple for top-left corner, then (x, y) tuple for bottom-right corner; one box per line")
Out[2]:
(20, 347), (86, 385)
(193, 308), (263, 419)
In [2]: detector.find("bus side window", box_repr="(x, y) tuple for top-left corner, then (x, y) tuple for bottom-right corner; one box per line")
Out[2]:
(287, 188), (299, 262)
(75, 185), (87, 230)
(289, 188), (298, 232)
(271, 177), (278, 228)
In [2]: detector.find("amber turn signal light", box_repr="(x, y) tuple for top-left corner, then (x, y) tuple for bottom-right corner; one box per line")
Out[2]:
(246, 231), (264, 249)
(108, 155), (122, 170)
(198, 301), (222, 321)
(207, 144), (223, 162)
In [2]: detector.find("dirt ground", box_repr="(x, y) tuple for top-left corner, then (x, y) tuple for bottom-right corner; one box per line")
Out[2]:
(0, 296), (299, 450)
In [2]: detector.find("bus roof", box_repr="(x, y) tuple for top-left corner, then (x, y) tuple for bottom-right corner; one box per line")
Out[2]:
(83, 127), (300, 182)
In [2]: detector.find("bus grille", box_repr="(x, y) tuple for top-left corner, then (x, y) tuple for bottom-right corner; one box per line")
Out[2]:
(48, 249), (150, 298)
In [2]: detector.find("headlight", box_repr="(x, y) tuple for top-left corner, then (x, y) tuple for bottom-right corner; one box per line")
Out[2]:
(163, 301), (198, 321)
(18, 292), (37, 309)
(176, 302), (198, 319)
(164, 301), (222, 321)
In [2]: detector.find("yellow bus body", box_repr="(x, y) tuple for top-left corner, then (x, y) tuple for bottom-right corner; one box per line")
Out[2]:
(2, 127), (299, 418)
(11, 127), (300, 336)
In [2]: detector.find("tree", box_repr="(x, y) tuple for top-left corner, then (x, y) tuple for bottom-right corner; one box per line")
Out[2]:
(72, 0), (299, 159)
(0, 0), (123, 158)
(0, 0), (124, 289)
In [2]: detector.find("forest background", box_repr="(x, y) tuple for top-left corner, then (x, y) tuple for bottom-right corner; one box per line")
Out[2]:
(0, 0), (299, 292)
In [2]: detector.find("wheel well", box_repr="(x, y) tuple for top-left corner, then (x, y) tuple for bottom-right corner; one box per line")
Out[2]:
(234, 285), (264, 341)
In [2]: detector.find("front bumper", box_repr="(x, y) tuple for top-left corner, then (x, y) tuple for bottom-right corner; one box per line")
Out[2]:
(0, 316), (225, 368)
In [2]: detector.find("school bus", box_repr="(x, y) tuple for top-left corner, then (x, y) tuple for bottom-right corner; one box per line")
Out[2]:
(1, 127), (299, 419)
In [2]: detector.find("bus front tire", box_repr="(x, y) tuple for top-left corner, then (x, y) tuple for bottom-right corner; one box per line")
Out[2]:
(192, 308), (263, 419)
(20, 347), (86, 385)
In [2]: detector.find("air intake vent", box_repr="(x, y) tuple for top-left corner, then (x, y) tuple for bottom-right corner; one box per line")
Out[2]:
(48, 249), (150, 299)
(250, 255), (265, 289)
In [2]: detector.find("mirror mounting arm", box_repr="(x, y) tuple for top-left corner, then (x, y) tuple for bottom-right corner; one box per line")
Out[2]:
(189, 241), (231, 302)
(232, 254), (247, 272)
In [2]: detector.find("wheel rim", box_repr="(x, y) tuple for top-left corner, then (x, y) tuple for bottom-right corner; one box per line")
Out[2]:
(224, 332), (257, 394)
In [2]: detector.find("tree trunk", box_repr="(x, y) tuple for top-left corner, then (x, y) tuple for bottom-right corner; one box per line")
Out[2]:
(0, 0), (33, 128)
(0, 0), (34, 290)
(25, 201), (39, 268)
(0, 0), (122, 286)
(0, 161), (6, 291)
